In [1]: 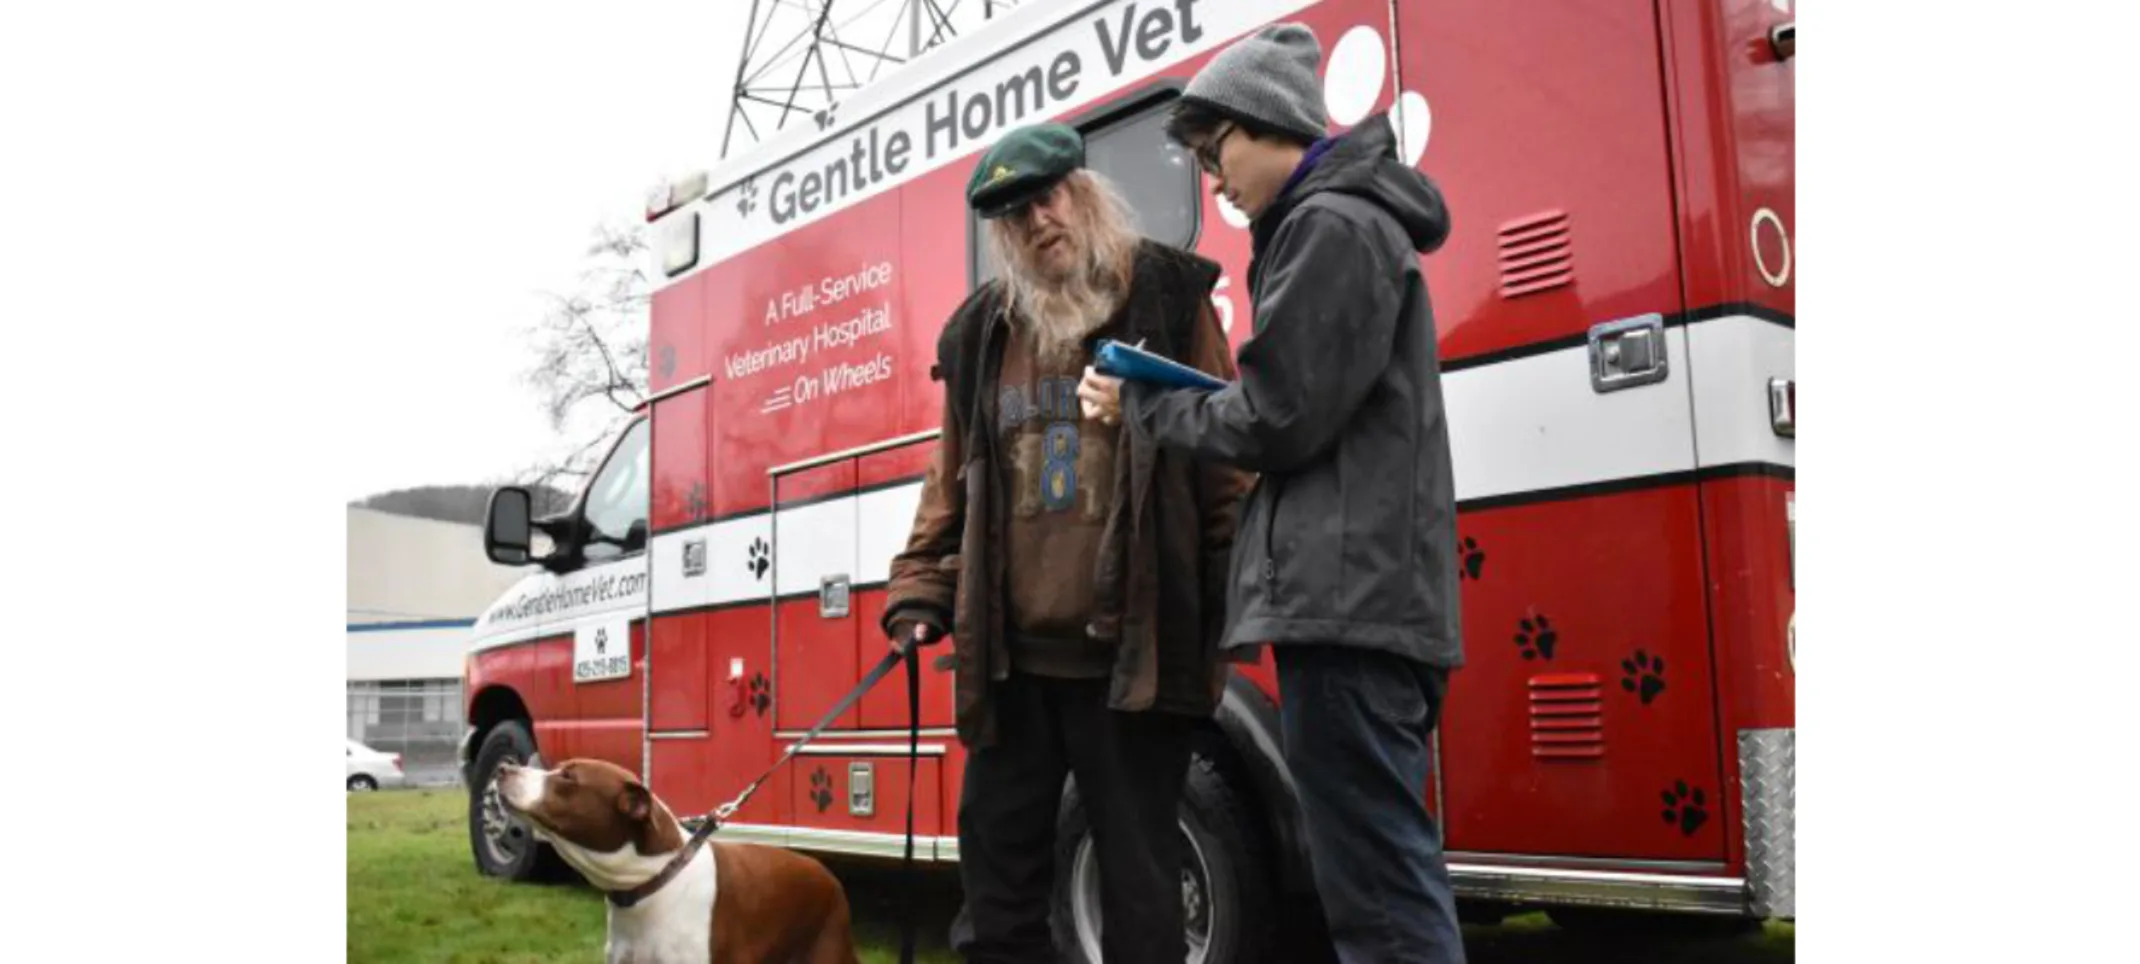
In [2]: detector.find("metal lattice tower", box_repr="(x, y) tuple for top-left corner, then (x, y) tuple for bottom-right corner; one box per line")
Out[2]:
(722, 0), (1025, 159)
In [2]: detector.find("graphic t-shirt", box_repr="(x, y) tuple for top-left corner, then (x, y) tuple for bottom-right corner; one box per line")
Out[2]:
(993, 319), (1120, 678)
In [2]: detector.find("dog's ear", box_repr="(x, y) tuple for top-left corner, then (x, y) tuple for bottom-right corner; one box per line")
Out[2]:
(618, 781), (653, 822)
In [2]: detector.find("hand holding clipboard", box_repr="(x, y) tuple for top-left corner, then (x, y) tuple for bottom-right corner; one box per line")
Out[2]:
(1079, 338), (1227, 426)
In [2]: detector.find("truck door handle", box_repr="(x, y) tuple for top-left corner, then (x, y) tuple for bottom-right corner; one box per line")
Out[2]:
(727, 658), (747, 718)
(1588, 313), (1669, 393)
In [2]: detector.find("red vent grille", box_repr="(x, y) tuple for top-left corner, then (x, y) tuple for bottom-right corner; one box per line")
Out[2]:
(1498, 209), (1574, 297)
(1529, 672), (1604, 760)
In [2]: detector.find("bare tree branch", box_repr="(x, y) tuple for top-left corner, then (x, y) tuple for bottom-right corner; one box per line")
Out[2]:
(519, 221), (653, 489)
(535, 291), (645, 416)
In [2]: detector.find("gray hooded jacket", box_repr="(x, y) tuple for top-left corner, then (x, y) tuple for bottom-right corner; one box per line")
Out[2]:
(1124, 112), (1461, 668)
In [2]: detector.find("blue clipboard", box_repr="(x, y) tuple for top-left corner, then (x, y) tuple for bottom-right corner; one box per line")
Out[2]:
(1093, 339), (1228, 392)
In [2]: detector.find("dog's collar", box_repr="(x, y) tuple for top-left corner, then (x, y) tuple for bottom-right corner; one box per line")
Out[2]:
(606, 818), (717, 909)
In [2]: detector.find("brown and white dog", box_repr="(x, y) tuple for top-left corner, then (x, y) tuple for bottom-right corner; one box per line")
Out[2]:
(497, 758), (860, 964)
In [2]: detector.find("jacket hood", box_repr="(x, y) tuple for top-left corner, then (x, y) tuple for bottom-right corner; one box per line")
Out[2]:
(1264, 112), (1450, 254)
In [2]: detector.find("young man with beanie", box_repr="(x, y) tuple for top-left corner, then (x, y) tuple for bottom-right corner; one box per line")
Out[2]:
(884, 121), (1251, 964)
(1078, 23), (1465, 964)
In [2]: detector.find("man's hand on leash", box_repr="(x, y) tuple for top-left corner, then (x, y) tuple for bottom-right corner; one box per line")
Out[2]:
(887, 616), (946, 653)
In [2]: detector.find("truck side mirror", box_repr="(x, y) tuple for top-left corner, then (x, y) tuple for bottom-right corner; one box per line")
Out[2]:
(485, 487), (534, 566)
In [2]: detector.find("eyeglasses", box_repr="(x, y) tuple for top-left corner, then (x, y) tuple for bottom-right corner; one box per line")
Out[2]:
(993, 180), (1060, 227)
(1194, 124), (1237, 177)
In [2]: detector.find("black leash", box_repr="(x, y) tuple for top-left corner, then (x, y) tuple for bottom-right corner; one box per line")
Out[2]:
(899, 640), (921, 964)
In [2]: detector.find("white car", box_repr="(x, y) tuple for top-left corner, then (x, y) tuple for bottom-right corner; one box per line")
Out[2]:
(347, 739), (406, 791)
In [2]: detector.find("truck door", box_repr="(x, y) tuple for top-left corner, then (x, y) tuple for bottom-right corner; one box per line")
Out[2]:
(855, 435), (952, 730)
(645, 379), (714, 804)
(553, 418), (651, 773)
(771, 458), (862, 739)
(1392, 0), (1726, 864)
(774, 440), (951, 850)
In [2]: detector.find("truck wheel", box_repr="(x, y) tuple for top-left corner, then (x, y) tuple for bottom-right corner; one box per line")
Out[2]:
(467, 720), (563, 881)
(1051, 751), (1276, 964)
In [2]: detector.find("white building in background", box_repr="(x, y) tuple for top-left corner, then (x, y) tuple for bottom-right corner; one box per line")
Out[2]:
(347, 506), (523, 785)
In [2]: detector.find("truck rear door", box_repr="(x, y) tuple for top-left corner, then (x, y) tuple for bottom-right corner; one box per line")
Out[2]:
(1394, 0), (1727, 865)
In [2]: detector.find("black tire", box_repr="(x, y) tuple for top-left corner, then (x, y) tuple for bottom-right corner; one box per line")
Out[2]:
(1051, 750), (1277, 964)
(467, 720), (565, 881)
(1546, 906), (1762, 939)
(347, 774), (378, 792)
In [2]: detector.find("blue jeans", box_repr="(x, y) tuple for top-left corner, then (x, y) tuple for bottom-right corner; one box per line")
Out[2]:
(1277, 645), (1466, 964)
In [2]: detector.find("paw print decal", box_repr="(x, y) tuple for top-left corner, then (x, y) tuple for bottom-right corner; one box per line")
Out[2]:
(747, 537), (771, 581)
(736, 177), (759, 218)
(1620, 650), (1666, 705)
(1661, 781), (1708, 836)
(1457, 537), (1486, 581)
(1514, 614), (1558, 661)
(808, 767), (835, 814)
(747, 671), (770, 718)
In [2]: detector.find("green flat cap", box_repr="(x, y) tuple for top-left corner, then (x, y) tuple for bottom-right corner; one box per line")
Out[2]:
(967, 123), (1085, 218)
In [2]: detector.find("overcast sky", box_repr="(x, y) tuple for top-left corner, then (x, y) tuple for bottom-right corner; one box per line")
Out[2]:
(327, 4), (738, 501)
(0, 1), (1042, 506)
(3, 1), (1055, 505)
(322, 2), (1013, 502)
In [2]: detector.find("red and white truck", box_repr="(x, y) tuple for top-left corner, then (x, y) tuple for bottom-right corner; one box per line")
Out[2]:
(463, 0), (1795, 956)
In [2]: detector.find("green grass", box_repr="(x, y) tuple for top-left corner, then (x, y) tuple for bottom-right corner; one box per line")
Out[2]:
(351, 789), (1791, 963)
(348, 788), (958, 963)
(348, 789), (606, 963)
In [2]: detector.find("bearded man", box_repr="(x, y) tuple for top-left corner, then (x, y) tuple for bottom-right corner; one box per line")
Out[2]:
(881, 122), (1250, 964)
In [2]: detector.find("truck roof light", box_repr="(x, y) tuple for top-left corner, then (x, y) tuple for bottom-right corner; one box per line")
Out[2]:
(645, 171), (709, 221)
(657, 210), (700, 277)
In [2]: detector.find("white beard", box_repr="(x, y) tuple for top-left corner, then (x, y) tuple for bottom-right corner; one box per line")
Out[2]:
(1006, 248), (1125, 369)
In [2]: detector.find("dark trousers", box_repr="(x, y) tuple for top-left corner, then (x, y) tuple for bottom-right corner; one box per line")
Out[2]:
(951, 673), (1193, 964)
(1277, 645), (1467, 964)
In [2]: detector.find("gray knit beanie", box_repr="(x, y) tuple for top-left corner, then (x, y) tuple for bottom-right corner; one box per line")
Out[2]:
(1181, 23), (1328, 143)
